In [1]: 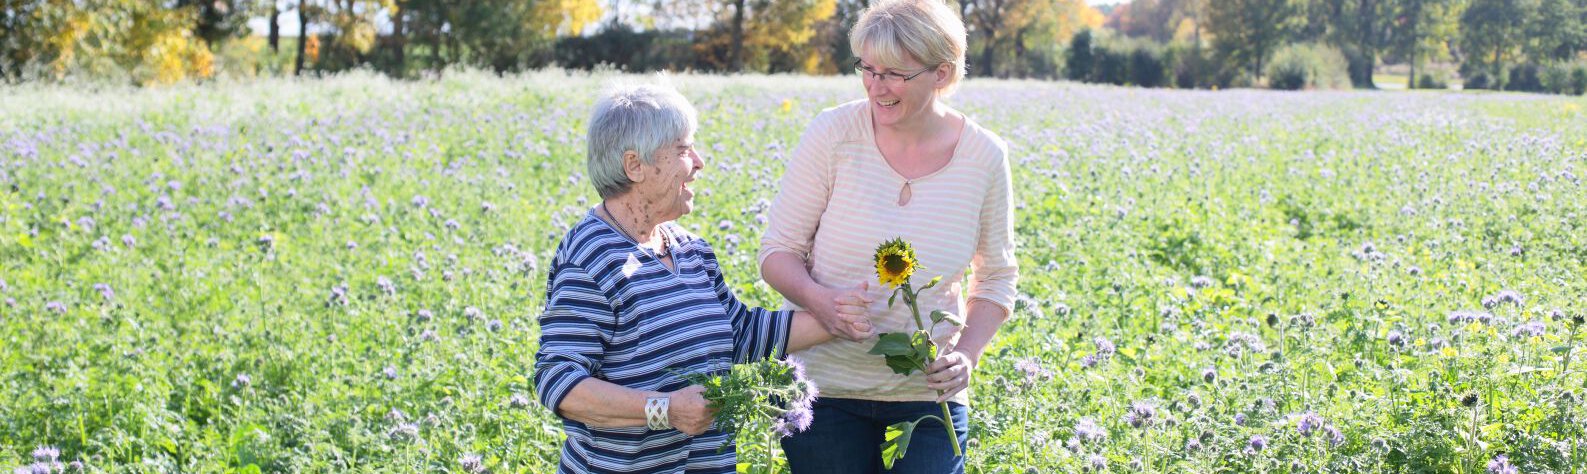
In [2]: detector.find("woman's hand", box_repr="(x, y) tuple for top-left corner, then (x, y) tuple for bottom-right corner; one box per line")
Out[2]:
(667, 385), (716, 435)
(811, 281), (875, 341)
(926, 349), (976, 403)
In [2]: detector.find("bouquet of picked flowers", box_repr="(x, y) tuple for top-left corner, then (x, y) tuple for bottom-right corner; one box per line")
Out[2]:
(683, 357), (818, 473)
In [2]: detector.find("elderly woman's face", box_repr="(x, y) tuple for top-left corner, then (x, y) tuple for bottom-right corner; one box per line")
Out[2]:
(857, 53), (944, 127)
(631, 133), (703, 222)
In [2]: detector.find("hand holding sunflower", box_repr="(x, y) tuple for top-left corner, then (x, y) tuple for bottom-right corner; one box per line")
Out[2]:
(867, 238), (964, 467)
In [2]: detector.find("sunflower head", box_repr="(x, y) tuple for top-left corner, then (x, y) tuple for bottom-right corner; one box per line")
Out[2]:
(874, 238), (920, 288)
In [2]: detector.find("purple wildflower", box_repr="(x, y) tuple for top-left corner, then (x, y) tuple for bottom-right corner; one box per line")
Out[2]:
(388, 422), (421, 442)
(1295, 411), (1324, 436)
(31, 446), (58, 463)
(1074, 418), (1108, 443)
(383, 366), (399, 380)
(1511, 321), (1545, 338)
(93, 283), (114, 302)
(45, 301), (66, 314)
(1094, 337), (1116, 358)
(1126, 401), (1156, 428)
(1014, 357), (1050, 382)
(459, 453), (486, 474)
(1492, 290), (1523, 306)
(232, 373), (251, 389)
(1202, 367), (1217, 383)
(1249, 435), (1268, 451)
(1486, 454), (1517, 474)
(1087, 454), (1107, 472)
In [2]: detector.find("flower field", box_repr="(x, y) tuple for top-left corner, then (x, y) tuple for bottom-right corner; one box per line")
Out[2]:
(2, 71), (1585, 473)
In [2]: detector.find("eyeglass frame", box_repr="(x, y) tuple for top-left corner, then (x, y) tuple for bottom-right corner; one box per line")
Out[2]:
(852, 59), (935, 83)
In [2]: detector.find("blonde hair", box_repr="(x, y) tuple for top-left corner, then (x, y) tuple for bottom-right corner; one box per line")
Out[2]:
(849, 0), (969, 96)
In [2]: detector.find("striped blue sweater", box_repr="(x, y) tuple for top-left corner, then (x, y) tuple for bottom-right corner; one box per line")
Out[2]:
(534, 211), (793, 473)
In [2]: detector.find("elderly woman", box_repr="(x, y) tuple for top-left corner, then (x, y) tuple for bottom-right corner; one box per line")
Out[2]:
(758, 0), (1019, 472)
(533, 81), (872, 474)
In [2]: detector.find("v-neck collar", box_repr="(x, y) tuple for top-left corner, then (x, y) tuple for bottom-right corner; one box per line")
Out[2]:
(587, 209), (682, 276)
(865, 104), (972, 184)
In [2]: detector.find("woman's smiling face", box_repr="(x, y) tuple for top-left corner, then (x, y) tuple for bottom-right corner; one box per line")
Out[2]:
(631, 134), (703, 222)
(857, 54), (945, 128)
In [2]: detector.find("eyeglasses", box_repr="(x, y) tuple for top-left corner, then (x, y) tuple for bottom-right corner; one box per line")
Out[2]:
(853, 59), (933, 84)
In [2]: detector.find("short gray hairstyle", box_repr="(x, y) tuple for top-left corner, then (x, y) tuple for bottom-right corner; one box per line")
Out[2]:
(586, 81), (699, 200)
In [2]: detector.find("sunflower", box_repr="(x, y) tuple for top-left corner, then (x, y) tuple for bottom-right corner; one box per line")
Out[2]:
(874, 238), (920, 288)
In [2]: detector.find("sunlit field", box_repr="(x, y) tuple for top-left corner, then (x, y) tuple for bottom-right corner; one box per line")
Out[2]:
(2, 71), (1585, 472)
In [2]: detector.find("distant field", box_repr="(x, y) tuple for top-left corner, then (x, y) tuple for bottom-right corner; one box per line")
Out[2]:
(2, 72), (1584, 472)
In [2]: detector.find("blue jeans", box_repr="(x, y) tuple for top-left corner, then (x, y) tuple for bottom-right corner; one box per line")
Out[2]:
(781, 397), (968, 474)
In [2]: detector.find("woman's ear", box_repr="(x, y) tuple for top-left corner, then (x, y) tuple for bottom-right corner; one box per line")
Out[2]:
(622, 150), (646, 183)
(935, 63), (952, 88)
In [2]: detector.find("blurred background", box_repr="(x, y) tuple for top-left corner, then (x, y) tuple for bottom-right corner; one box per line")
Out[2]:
(2, 0), (1585, 93)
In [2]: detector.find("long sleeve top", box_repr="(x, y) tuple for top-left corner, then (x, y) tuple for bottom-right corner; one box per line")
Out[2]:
(536, 211), (793, 473)
(758, 99), (1018, 405)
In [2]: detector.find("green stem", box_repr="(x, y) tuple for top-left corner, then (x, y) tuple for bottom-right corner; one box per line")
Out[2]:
(906, 284), (960, 458)
(906, 283), (925, 331)
(939, 400), (963, 457)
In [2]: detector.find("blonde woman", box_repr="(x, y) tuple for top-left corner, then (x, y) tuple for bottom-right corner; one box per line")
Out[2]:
(758, 0), (1018, 472)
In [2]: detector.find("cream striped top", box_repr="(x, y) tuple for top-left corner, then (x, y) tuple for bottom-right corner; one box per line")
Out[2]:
(758, 99), (1018, 404)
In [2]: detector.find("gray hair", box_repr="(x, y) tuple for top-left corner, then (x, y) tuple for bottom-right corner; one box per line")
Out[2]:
(586, 81), (699, 200)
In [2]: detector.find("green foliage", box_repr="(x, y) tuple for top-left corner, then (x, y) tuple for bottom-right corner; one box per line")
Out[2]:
(2, 72), (1587, 472)
(1539, 60), (1587, 95)
(680, 358), (815, 439)
(0, 0), (215, 84)
(1264, 43), (1351, 90)
(1205, 0), (1300, 79)
(1416, 72), (1448, 89)
(1066, 29), (1097, 81)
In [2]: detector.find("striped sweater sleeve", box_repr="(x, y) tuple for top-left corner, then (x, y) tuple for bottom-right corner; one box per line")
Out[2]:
(703, 243), (793, 363)
(533, 261), (609, 416)
(968, 137), (1019, 316)
(758, 110), (839, 267)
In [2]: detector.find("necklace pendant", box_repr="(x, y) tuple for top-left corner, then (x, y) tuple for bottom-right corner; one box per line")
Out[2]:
(897, 181), (912, 206)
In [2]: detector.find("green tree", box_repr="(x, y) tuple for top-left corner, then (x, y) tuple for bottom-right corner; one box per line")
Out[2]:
(694, 0), (837, 72)
(1525, 0), (1584, 61)
(1388, 0), (1463, 88)
(0, 0), (214, 84)
(175, 0), (258, 45)
(1205, 0), (1300, 81)
(1460, 0), (1534, 83)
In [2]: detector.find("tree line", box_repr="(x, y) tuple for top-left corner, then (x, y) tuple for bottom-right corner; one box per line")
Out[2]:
(1, 0), (1582, 93)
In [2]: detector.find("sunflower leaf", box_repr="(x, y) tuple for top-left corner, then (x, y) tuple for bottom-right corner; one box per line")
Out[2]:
(929, 310), (962, 327)
(869, 332), (917, 357)
(880, 419), (921, 469)
(884, 354), (922, 375)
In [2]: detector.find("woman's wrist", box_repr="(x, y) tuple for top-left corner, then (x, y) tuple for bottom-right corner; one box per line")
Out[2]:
(644, 393), (672, 430)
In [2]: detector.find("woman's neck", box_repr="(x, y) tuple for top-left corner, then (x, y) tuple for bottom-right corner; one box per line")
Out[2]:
(877, 100), (952, 142)
(601, 197), (663, 244)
